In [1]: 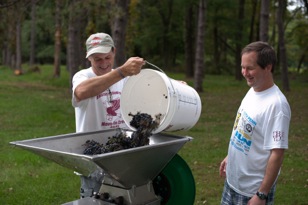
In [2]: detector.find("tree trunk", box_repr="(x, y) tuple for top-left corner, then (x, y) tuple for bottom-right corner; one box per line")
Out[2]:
(235, 0), (245, 81)
(270, 11), (276, 46)
(112, 0), (130, 68)
(249, 0), (258, 42)
(194, 0), (206, 92)
(157, 0), (174, 68)
(184, 4), (195, 78)
(297, 47), (307, 73)
(15, 15), (22, 74)
(1, 8), (12, 67)
(277, 0), (290, 91)
(68, 0), (80, 89)
(29, 0), (36, 66)
(213, 7), (221, 75)
(53, 0), (61, 78)
(259, 0), (270, 42)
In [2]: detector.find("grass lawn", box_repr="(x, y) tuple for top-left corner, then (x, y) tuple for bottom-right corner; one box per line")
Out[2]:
(0, 65), (307, 205)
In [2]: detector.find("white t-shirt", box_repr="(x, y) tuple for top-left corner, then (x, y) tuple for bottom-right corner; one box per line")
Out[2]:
(72, 67), (128, 133)
(226, 84), (291, 197)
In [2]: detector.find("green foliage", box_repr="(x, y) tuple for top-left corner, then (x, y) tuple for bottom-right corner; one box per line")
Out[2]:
(285, 10), (308, 70)
(0, 65), (307, 204)
(133, 0), (187, 68)
(21, 1), (56, 63)
(1, 0), (307, 74)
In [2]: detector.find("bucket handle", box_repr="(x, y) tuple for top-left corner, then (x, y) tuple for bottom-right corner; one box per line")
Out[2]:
(145, 61), (176, 94)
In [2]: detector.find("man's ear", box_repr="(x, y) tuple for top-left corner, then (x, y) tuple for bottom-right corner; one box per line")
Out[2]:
(266, 64), (272, 72)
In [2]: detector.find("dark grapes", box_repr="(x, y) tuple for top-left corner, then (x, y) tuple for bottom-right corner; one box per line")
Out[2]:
(82, 112), (162, 155)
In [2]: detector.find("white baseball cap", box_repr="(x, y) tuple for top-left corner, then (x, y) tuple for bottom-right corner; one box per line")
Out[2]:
(85, 33), (114, 58)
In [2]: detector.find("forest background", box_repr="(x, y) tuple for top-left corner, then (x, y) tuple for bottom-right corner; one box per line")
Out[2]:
(0, 0), (307, 204)
(1, 0), (307, 90)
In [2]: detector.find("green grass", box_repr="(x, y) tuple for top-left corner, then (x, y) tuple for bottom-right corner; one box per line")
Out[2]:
(0, 65), (307, 204)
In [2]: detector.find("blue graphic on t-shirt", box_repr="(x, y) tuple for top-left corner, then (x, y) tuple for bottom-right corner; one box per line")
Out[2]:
(230, 110), (256, 155)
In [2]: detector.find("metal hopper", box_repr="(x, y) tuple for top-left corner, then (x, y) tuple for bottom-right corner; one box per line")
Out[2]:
(10, 129), (192, 189)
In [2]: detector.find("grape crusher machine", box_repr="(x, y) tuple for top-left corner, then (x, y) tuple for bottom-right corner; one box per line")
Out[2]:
(10, 129), (195, 205)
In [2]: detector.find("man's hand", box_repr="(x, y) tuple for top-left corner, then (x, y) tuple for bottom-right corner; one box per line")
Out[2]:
(247, 195), (266, 205)
(219, 156), (228, 178)
(119, 57), (145, 77)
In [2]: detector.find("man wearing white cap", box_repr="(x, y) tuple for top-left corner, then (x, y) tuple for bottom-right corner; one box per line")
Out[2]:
(72, 33), (145, 198)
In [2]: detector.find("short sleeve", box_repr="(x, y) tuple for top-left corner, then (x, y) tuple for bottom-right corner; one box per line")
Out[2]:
(264, 111), (290, 150)
(72, 71), (90, 108)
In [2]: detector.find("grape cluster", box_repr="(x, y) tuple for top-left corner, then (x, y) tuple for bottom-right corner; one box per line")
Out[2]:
(82, 112), (162, 155)
(129, 112), (154, 130)
(129, 112), (161, 147)
(83, 140), (104, 155)
(83, 132), (130, 155)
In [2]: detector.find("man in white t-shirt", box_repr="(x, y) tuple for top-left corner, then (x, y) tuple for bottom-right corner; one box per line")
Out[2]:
(219, 41), (291, 205)
(72, 32), (145, 198)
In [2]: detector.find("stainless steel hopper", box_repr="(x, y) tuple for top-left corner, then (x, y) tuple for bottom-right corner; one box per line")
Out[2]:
(10, 129), (192, 189)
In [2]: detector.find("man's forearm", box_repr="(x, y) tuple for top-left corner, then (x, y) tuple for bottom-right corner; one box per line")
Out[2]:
(258, 149), (285, 194)
(74, 69), (122, 102)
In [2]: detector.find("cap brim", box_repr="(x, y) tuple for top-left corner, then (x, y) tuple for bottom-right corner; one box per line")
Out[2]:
(86, 46), (112, 58)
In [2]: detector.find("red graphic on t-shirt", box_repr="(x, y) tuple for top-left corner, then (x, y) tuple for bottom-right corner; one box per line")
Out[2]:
(273, 131), (284, 142)
(107, 98), (120, 116)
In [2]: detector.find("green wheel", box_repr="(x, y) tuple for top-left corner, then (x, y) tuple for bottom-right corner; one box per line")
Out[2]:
(153, 154), (195, 205)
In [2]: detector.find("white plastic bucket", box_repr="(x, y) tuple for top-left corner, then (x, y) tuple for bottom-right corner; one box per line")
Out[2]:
(120, 69), (202, 133)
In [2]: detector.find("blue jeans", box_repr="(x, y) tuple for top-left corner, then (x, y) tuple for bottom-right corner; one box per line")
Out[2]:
(221, 180), (276, 205)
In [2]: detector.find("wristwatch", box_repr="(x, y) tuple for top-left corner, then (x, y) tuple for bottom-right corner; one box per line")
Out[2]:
(256, 191), (268, 200)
